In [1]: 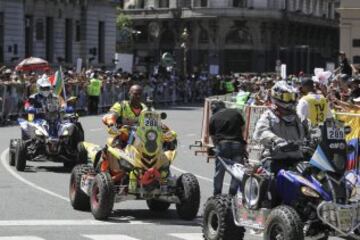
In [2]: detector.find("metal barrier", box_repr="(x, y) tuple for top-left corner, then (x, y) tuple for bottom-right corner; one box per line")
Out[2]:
(0, 81), (211, 124)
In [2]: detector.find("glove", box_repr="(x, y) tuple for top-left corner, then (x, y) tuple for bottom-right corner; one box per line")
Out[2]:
(108, 124), (118, 135)
(273, 138), (288, 150)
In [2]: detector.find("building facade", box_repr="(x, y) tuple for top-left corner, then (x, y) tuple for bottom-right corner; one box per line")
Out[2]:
(338, 0), (360, 65)
(0, 0), (116, 67)
(120, 0), (339, 75)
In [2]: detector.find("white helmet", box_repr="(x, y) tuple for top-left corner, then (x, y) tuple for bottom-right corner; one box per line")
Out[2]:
(271, 81), (298, 122)
(36, 75), (52, 98)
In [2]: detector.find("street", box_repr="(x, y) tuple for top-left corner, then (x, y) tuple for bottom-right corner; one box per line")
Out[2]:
(0, 106), (342, 240)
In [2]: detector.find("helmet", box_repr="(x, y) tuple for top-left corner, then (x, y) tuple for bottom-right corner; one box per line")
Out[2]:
(271, 81), (297, 121)
(36, 75), (52, 98)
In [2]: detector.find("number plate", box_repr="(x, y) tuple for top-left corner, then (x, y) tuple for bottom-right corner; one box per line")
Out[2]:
(327, 127), (345, 140)
(339, 208), (352, 230)
(144, 117), (158, 127)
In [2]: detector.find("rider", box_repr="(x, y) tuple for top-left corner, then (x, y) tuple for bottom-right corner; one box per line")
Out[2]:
(102, 84), (176, 148)
(25, 75), (64, 121)
(253, 80), (306, 174)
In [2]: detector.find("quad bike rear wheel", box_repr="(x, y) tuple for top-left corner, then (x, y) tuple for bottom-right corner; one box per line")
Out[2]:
(264, 205), (304, 240)
(69, 164), (94, 211)
(15, 140), (27, 171)
(90, 172), (115, 220)
(175, 173), (200, 220)
(146, 199), (171, 212)
(202, 195), (245, 240)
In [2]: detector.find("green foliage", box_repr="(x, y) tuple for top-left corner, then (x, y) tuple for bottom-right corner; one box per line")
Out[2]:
(116, 13), (132, 30)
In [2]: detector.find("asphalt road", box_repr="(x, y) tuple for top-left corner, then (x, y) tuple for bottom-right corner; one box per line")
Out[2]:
(0, 106), (342, 240)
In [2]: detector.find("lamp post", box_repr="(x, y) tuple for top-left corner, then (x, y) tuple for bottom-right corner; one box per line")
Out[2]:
(181, 27), (189, 77)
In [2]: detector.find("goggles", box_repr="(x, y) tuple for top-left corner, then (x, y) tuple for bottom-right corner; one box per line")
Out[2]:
(272, 91), (297, 103)
(40, 86), (51, 91)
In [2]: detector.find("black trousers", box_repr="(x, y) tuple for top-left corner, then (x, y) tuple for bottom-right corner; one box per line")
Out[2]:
(88, 96), (99, 115)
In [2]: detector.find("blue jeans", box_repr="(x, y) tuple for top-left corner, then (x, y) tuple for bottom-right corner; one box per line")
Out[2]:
(213, 140), (246, 196)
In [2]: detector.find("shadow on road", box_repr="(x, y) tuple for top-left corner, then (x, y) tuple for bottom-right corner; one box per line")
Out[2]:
(109, 209), (202, 227)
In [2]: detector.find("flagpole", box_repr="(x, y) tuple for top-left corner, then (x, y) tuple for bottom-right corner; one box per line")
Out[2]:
(60, 66), (67, 107)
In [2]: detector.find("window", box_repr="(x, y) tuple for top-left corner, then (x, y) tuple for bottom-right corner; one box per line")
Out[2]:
(353, 39), (360, 48)
(76, 20), (81, 42)
(36, 19), (44, 40)
(353, 56), (360, 64)
(159, 0), (169, 8)
(199, 28), (209, 44)
(233, 0), (246, 7)
(0, 12), (3, 63)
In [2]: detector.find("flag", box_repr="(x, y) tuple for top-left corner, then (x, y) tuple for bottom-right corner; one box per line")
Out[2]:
(49, 69), (63, 96)
(336, 111), (360, 170)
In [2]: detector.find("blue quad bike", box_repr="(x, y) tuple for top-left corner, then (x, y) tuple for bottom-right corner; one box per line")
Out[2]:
(203, 119), (360, 240)
(8, 100), (84, 172)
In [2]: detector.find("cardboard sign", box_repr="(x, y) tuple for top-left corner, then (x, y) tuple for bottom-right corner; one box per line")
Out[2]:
(76, 58), (82, 74)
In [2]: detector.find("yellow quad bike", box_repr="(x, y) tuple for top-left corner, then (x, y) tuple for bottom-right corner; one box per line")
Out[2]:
(69, 107), (201, 221)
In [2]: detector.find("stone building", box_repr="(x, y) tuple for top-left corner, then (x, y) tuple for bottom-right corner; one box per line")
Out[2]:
(0, 0), (116, 67)
(338, 0), (360, 66)
(120, 0), (339, 74)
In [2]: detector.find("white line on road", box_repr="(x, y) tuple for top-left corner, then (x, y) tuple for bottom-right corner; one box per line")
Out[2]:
(89, 128), (103, 132)
(0, 149), (69, 202)
(170, 165), (230, 186)
(168, 233), (203, 240)
(0, 237), (45, 240)
(0, 219), (150, 227)
(83, 235), (140, 240)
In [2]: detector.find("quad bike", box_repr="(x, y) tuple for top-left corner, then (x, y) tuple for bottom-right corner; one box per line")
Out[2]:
(9, 96), (84, 171)
(203, 119), (360, 240)
(69, 105), (200, 220)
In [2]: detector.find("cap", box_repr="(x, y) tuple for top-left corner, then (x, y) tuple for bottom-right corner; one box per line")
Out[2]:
(353, 97), (360, 103)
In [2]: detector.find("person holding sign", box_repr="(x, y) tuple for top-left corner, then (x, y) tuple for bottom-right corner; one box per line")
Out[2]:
(296, 78), (332, 126)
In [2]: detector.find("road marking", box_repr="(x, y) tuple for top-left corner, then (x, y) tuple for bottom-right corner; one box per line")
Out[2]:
(171, 165), (230, 186)
(185, 133), (196, 137)
(0, 237), (45, 240)
(89, 128), (103, 132)
(83, 235), (140, 240)
(0, 149), (69, 202)
(169, 233), (203, 240)
(0, 219), (151, 227)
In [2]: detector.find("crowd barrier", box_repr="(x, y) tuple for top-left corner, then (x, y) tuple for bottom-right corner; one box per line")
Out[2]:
(196, 96), (360, 169)
(0, 81), (211, 124)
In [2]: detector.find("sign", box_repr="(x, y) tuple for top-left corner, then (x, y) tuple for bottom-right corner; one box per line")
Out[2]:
(161, 52), (174, 67)
(281, 64), (287, 79)
(209, 65), (219, 75)
(326, 62), (336, 72)
(115, 53), (134, 73)
(76, 58), (82, 74)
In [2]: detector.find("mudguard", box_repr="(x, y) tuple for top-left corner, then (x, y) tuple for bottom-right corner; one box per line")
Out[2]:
(276, 170), (331, 204)
(82, 142), (102, 164)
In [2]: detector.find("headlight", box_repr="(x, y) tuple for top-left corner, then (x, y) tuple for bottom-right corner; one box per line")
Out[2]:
(61, 129), (69, 136)
(244, 177), (260, 208)
(146, 131), (157, 141)
(301, 186), (320, 198)
(333, 154), (346, 171)
(35, 129), (44, 136)
(119, 159), (134, 171)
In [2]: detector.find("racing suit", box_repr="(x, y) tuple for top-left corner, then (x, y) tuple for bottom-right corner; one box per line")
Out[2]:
(253, 109), (306, 173)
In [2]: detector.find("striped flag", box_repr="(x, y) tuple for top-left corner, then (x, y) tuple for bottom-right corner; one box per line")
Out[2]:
(49, 68), (63, 95)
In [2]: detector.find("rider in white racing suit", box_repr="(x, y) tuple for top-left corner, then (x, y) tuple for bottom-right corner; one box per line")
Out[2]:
(253, 81), (306, 173)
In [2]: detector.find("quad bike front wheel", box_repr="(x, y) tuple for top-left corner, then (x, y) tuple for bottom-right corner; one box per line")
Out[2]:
(175, 173), (200, 220)
(8, 140), (16, 166)
(15, 140), (27, 171)
(90, 172), (115, 220)
(264, 205), (304, 240)
(203, 195), (245, 240)
(69, 164), (94, 211)
(146, 199), (171, 212)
